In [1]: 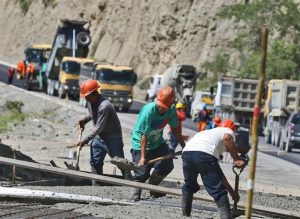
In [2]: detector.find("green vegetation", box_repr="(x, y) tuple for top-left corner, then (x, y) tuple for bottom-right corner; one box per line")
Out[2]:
(0, 101), (26, 133)
(200, 0), (300, 87)
(19, 0), (32, 14)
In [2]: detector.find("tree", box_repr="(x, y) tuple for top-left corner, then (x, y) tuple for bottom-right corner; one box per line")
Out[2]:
(202, 0), (300, 81)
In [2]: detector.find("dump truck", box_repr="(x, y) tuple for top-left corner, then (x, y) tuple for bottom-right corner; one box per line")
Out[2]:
(46, 19), (91, 98)
(264, 79), (300, 146)
(215, 76), (264, 131)
(160, 64), (198, 116)
(16, 44), (51, 90)
(79, 63), (137, 112)
(53, 57), (94, 99)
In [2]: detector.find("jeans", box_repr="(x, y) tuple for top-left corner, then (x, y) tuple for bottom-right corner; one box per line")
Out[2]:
(90, 136), (124, 170)
(182, 151), (227, 201)
(131, 142), (174, 182)
(169, 132), (178, 152)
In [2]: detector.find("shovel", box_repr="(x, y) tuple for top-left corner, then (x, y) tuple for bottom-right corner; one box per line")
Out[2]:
(231, 166), (244, 218)
(111, 150), (182, 171)
(64, 127), (83, 171)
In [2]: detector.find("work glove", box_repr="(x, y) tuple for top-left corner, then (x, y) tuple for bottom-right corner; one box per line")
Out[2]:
(77, 120), (85, 132)
(234, 160), (246, 169)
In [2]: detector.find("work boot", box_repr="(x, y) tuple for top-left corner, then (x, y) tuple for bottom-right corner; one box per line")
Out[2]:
(130, 187), (142, 202)
(182, 194), (193, 217)
(216, 195), (232, 219)
(148, 172), (166, 198)
(91, 166), (103, 186)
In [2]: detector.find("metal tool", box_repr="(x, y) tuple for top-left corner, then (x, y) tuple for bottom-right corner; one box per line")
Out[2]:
(64, 126), (83, 171)
(232, 166), (244, 218)
(111, 150), (182, 171)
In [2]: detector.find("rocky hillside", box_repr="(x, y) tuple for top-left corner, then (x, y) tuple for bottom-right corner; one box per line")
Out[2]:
(0, 0), (237, 82)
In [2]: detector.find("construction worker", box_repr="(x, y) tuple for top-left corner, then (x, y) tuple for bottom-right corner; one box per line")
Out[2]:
(206, 116), (221, 130)
(7, 67), (15, 84)
(197, 103), (211, 131)
(168, 102), (186, 153)
(130, 86), (186, 201)
(76, 79), (131, 185)
(181, 119), (246, 218)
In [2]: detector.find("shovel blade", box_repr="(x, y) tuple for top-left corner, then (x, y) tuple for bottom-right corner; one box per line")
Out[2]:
(231, 208), (244, 218)
(111, 156), (139, 171)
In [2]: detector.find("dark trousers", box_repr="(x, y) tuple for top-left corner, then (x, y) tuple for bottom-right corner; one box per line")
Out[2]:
(131, 143), (174, 182)
(90, 136), (124, 170)
(182, 151), (227, 201)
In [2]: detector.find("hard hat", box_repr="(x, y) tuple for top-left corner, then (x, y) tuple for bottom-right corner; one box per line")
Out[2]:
(157, 86), (175, 109)
(218, 119), (236, 132)
(213, 116), (221, 125)
(80, 79), (100, 97)
(176, 102), (185, 109)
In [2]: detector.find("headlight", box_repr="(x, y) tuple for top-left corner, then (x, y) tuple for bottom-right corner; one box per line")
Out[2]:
(108, 97), (112, 101)
(64, 85), (69, 89)
(127, 98), (132, 103)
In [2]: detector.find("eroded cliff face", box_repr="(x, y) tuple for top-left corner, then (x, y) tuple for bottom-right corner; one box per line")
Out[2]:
(0, 0), (237, 81)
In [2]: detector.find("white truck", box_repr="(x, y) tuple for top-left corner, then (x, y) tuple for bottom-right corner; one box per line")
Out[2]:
(216, 76), (264, 131)
(145, 74), (162, 102)
(264, 79), (300, 146)
(160, 64), (198, 116)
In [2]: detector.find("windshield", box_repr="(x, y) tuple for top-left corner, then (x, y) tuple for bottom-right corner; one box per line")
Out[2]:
(96, 69), (134, 85)
(26, 49), (49, 63)
(62, 61), (81, 75)
(292, 114), (300, 125)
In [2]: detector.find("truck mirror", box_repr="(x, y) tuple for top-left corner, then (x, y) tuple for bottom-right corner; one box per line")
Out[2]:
(133, 73), (137, 85)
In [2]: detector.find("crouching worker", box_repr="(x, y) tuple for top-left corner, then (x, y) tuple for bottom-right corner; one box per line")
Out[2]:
(76, 79), (131, 185)
(131, 86), (186, 201)
(181, 119), (246, 218)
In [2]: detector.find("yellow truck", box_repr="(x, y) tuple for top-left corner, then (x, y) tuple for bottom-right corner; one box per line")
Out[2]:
(79, 63), (137, 112)
(16, 44), (51, 90)
(50, 57), (94, 99)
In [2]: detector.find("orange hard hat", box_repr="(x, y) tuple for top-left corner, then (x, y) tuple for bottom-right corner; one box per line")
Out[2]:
(157, 86), (175, 109)
(80, 79), (100, 97)
(213, 116), (221, 125)
(218, 119), (236, 132)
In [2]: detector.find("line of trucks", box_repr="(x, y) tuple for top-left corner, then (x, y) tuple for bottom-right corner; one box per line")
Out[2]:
(215, 76), (300, 152)
(15, 19), (137, 112)
(14, 19), (299, 152)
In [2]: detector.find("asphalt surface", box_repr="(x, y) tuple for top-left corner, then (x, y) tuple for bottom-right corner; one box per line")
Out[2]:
(0, 61), (299, 167)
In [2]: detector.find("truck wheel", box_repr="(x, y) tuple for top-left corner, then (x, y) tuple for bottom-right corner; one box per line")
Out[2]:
(265, 131), (271, 144)
(76, 32), (91, 46)
(122, 107), (130, 113)
(58, 85), (66, 99)
(271, 126), (276, 146)
(285, 137), (292, 152)
(275, 127), (281, 147)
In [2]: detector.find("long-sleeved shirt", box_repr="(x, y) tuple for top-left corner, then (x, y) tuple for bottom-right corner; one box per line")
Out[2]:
(81, 95), (122, 143)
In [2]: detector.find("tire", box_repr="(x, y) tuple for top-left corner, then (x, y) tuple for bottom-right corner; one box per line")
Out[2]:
(76, 32), (91, 46)
(285, 136), (292, 152)
(122, 107), (130, 113)
(58, 84), (66, 99)
(271, 126), (276, 146)
(265, 131), (271, 144)
(275, 127), (281, 147)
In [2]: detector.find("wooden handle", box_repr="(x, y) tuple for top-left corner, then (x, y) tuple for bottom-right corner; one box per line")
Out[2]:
(147, 151), (182, 165)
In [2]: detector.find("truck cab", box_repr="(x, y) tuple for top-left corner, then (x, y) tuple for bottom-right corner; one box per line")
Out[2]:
(16, 44), (51, 90)
(191, 91), (214, 121)
(79, 63), (137, 112)
(57, 57), (94, 99)
(95, 64), (137, 112)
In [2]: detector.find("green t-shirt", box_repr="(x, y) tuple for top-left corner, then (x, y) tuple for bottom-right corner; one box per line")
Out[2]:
(131, 102), (178, 150)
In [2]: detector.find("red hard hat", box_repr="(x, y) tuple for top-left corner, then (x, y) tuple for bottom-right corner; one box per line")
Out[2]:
(218, 119), (236, 132)
(80, 79), (100, 97)
(213, 116), (221, 125)
(157, 86), (176, 109)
